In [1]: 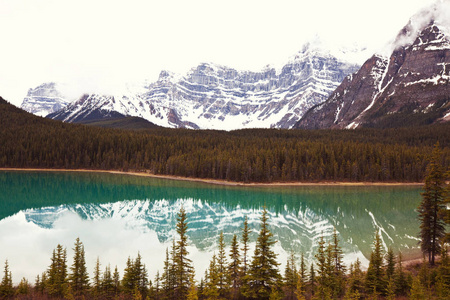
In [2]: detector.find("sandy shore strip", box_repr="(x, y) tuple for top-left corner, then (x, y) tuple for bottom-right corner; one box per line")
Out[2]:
(0, 167), (423, 187)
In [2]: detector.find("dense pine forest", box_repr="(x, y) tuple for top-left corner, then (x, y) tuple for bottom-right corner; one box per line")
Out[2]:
(1, 97), (449, 183)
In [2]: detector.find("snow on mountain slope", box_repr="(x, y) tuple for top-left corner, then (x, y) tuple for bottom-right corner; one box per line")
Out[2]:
(43, 40), (364, 130)
(297, 21), (450, 129)
(20, 82), (71, 117)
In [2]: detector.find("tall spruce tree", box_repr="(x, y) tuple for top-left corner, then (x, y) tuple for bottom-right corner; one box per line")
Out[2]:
(92, 257), (102, 298)
(418, 143), (446, 265)
(0, 260), (13, 298)
(216, 231), (229, 298)
(283, 251), (297, 300)
(205, 253), (220, 299)
(365, 231), (386, 295)
(228, 234), (241, 300)
(243, 208), (280, 300)
(46, 244), (68, 297)
(102, 264), (115, 299)
(241, 216), (250, 276)
(68, 237), (89, 296)
(173, 207), (193, 300)
(161, 247), (174, 300)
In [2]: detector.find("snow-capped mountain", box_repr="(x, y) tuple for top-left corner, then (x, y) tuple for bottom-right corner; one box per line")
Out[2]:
(20, 82), (71, 117)
(44, 40), (363, 130)
(296, 7), (450, 129)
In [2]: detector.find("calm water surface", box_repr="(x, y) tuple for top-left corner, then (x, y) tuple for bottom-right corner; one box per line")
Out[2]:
(0, 171), (422, 282)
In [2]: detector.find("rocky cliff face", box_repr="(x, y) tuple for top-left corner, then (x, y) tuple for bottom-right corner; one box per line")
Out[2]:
(41, 41), (362, 129)
(296, 22), (450, 129)
(20, 82), (71, 117)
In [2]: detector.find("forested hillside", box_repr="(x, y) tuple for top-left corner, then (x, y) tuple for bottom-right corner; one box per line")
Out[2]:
(1, 97), (449, 183)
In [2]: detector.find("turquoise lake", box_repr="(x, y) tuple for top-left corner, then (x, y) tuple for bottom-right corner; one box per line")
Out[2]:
(0, 171), (422, 282)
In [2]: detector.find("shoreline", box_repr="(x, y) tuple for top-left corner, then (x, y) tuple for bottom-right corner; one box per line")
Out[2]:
(0, 167), (423, 187)
(1, 167), (425, 267)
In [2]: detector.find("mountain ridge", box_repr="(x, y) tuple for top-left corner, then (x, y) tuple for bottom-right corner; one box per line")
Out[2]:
(296, 21), (450, 129)
(28, 40), (364, 130)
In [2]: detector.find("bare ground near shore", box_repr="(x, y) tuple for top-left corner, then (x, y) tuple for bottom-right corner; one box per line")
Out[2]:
(0, 167), (423, 187)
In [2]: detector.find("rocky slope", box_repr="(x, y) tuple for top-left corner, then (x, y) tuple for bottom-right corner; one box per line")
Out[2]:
(296, 21), (450, 129)
(20, 82), (71, 117)
(44, 41), (362, 129)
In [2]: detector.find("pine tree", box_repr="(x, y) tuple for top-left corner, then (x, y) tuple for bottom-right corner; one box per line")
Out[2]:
(283, 251), (297, 300)
(243, 208), (280, 300)
(17, 277), (30, 295)
(102, 264), (115, 299)
(309, 263), (316, 297)
(161, 248), (174, 300)
(436, 245), (450, 298)
(418, 143), (446, 265)
(330, 229), (346, 298)
(315, 235), (331, 299)
(228, 234), (241, 300)
(154, 271), (161, 300)
(204, 254), (220, 299)
(347, 258), (365, 297)
(385, 247), (395, 281)
(135, 252), (149, 296)
(393, 251), (409, 297)
(113, 265), (121, 296)
(187, 272), (198, 300)
(46, 244), (68, 297)
(410, 276), (425, 300)
(216, 231), (229, 298)
(122, 256), (135, 295)
(68, 237), (89, 296)
(365, 231), (386, 295)
(443, 171), (450, 243)
(299, 252), (306, 289)
(92, 257), (102, 298)
(295, 271), (306, 300)
(241, 216), (250, 276)
(173, 207), (193, 300)
(0, 260), (13, 298)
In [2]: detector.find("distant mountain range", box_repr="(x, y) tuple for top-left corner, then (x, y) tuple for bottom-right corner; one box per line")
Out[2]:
(22, 40), (363, 130)
(20, 2), (450, 130)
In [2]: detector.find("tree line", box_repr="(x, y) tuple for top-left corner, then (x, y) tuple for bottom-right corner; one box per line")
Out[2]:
(1, 97), (449, 183)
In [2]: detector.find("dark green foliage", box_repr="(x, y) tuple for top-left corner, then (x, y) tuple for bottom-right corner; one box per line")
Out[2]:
(122, 253), (149, 297)
(418, 143), (446, 265)
(393, 252), (410, 297)
(0, 260), (13, 298)
(68, 237), (89, 296)
(385, 247), (395, 281)
(46, 244), (68, 297)
(173, 207), (193, 300)
(228, 234), (241, 300)
(1, 97), (449, 183)
(365, 231), (386, 295)
(283, 252), (298, 300)
(216, 232), (229, 298)
(204, 254), (220, 299)
(243, 208), (280, 300)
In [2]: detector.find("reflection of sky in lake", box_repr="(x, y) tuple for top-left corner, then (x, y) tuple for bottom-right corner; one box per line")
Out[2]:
(0, 171), (423, 283)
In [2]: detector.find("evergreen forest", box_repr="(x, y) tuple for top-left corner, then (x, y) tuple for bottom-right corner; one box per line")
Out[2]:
(1, 97), (449, 183)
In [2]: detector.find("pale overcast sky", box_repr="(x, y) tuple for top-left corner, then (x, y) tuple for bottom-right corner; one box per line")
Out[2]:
(0, 0), (439, 106)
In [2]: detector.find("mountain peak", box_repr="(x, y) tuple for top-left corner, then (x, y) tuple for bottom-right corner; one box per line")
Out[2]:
(296, 3), (450, 130)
